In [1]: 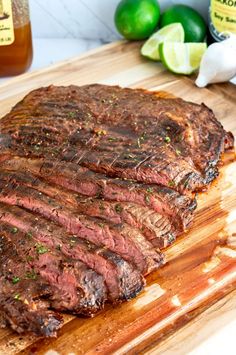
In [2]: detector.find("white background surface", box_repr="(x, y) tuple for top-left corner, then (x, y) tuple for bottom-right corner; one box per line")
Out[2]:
(1, 1), (236, 354)
(29, 0), (210, 41)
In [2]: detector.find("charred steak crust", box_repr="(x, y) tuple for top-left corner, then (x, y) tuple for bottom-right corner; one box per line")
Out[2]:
(0, 84), (233, 336)
(1, 84), (233, 192)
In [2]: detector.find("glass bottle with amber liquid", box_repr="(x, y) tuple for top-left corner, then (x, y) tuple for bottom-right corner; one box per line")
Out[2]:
(0, 0), (33, 76)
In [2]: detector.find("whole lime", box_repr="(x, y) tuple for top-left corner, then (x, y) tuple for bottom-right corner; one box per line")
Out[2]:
(160, 4), (206, 43)
(114, 0), (160, 40)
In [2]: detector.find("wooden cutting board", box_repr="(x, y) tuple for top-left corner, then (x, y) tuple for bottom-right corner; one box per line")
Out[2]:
(0, 41), (235, 355)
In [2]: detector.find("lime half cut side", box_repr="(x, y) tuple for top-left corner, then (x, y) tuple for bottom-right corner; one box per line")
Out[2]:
(159, 42), (207, 74)
(141, 23), (184, 61)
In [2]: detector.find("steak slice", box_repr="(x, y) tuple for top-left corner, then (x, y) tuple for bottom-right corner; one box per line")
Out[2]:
(0, 221), (107, 316)
(0, 178), (164, 275)
(0, 157), (196, 232)
(1, 84), (233, 192)
(0, 232), (63, 336)
(77, 200), (177, 248)
(0, 170), (176, 249)
(0, 203), (144, 302)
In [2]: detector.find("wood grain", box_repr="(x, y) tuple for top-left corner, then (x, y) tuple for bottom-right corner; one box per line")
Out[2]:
(0, 40), (235, 355)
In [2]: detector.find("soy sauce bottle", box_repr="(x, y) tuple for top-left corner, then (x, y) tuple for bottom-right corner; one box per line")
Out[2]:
(0, 0), (33, 76)
(208, 0), (236, 43)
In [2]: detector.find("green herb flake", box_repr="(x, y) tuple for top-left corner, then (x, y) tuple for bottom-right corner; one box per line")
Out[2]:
(168, 180), (175, 187)
(176, 149), (181, 156)
(98, 222), (104, 228)
(35, 244), (49, 255)
(12, 276), (20, 284)
(14, 293), (21, 300)
(68, 111), (76, 118)
(26, 232), (33, 239)
(25, 270), (37, 280)
(108, 137), (117, 142)
(115, 204), (123, 213)
(164, 136), (171, 143)
(11, 227), (18, 234)
(26, 255), (34, 262)
(146, 187), (154, 193)
(95, 129), (107, 136)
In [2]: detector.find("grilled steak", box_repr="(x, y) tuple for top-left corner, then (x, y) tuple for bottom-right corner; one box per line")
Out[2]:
(0, 179), (164, 275)
(0, 221), (107, 316)
(0, 157), (196, 232)
(0, 84), (233, 336)
(0, 169), (176, 248)
(0, 203), (144, 301)
(0, 231), (63, 336)
(1, 84), (233, 192)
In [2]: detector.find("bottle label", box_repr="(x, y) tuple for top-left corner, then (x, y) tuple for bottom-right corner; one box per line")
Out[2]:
(209, 0), (236, 41)
(0, 0), (14, 46)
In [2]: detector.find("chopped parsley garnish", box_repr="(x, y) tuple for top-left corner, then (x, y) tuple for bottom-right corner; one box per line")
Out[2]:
(14, 294), (21, 300)
(108, 137), (117, 142)
(164, 136), (171, 143)
(168, 180), (175, 187)
(35, 244), (49, 255)
(146, 187), (154, 193)
(95, 129), (107, 136)
(26, 255), (34, 262)
(68, 111), (76, 118)
(12, 276), (20, 284)
(115, 204), (123, 213)
(98, 222), (104, 228)
(11, 227), (18, 234)
(26, 232), (33, 239)
(25, 270), (37, 280)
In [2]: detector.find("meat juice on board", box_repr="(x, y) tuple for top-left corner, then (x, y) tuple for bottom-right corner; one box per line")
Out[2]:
(0, 0), (33, 76)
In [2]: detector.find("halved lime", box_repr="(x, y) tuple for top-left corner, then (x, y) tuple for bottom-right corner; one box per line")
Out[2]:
(159, 42), (207, 75)
(141, 23), (184, 61)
